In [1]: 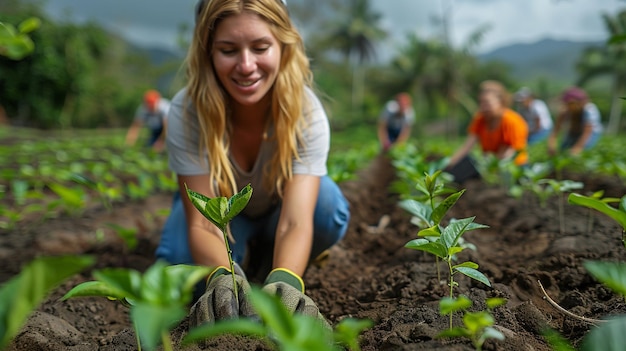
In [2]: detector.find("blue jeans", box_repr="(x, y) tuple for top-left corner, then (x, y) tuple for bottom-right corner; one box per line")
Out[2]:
(156, 176), (350, 268)
(560, 131), (601, 151)
(528, 128), (551, 145)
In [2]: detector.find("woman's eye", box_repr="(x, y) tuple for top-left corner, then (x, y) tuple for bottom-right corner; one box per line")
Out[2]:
(254, 46), (269, 53)
(219, 48), (236, 55)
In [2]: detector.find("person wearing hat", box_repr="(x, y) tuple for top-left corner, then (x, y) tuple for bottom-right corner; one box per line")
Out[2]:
(377, 92), (415, 152)
(548, 87), (603, 156)
(514, 87), (553, 145)
(125, 89), (171, 151)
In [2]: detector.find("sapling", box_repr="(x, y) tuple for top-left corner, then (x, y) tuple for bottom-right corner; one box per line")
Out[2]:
(437, 295), (507, 351)
(403, 182), (491, 328)
(185, 183), (253, 301)
(63, 260), (211, 351)
(523, 179), (583, 235)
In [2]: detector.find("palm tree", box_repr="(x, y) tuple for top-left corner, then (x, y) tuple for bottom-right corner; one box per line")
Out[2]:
(325, 0), (387, 116)
(576, 10), (626, 134)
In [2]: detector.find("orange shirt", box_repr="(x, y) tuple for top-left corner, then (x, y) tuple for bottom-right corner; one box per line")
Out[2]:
(468, 108), (529, 165)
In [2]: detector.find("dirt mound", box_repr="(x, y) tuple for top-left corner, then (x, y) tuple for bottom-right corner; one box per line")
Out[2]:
(3, 154), (626, 350)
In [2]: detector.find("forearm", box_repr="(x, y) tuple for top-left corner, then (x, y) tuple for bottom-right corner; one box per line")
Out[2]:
(188, 224), (231, 268)
(272, 221), (313, 277)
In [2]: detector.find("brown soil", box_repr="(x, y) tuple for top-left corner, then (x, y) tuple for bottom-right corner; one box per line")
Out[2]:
(3, 154), (626, 351)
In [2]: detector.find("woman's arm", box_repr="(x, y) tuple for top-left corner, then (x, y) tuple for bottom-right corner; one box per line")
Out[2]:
(177, 174), (232, 268)
(447, 134), (477, 168)
(548, 112), (565, 154)
(570, 123), (593, 155)
(272, 174), (320, 277)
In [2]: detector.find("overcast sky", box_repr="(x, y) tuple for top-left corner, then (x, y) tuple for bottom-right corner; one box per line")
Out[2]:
(42, 0), (625, 55)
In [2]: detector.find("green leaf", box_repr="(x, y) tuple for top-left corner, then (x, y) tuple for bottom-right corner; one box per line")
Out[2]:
(432, 190), (465, 225)
(463, 311), (494, 334)
(0, 256), (94, 349)
(581, 315), (626, 351)
(92, 268), (143, 299)
(131, 302), (187, 351)
(453, 261), (479, 270)
(482, 326), (505, 342)
(417, 225), (440, 238)
(333, 318), (374, 351)
(405, 239), (447, 258)
(17, 17), (40, 34)
(249, 287), (297, 340)
(455, 266), (491, 287)
(441, 217), (475, 250)
(568, 193), (626, 230)
(399, 199), (432, 226)
(225, 184), (253, 222)
(439, 295), (472, 315)
(542, 328), (577, 351)
(486, 297), (507, 309)
(584, 261), (626, 297)
(186, 186), (228, 228)
(62, 281), (128, 301)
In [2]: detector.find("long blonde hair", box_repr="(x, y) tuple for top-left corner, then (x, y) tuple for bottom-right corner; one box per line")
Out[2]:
(187, 0), (313, 197)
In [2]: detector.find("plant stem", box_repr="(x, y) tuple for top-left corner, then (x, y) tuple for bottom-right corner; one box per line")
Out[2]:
(161, 332), (173, 351)
(221, 225), (238, 301)
(558, 193), (564, 235)
(448, 260), (454, 329)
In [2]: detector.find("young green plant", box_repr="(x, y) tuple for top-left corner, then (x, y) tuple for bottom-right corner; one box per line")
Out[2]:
(0, 255), (95, 349)
(568, 193), (626, 248)
(438, 295), (507, 351)
(63, 260), (211, 351)
(185, 183), (253, 301)
(401, 174), (491, 328)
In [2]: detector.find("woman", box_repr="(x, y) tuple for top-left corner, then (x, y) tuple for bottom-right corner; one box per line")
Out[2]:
(446, 80), (528, 183)
(157, 0), (350, 327)
(548, 87), (603, 156)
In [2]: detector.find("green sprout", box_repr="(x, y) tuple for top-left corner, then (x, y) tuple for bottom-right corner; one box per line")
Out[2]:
(185, 183), (253, 301)
(438, 296), (507, 351)
(569, 193), (626, 248)
(63, 260), (211, 351)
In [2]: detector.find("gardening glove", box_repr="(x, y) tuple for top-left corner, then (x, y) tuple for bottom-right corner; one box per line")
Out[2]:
(189, 263), (255, 328)
(262, 268), (331, 329)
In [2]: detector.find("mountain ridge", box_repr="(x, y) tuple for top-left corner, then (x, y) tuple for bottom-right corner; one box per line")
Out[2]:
(477, 38), (604, 82)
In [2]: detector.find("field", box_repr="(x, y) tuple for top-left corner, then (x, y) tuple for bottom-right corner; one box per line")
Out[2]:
(2, 127), (626, 351)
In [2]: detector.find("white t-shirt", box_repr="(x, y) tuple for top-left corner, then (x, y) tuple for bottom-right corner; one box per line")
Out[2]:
(166, 87), (330, 218)
(134, 99), (170, 131)
(520, 99), (553, 132)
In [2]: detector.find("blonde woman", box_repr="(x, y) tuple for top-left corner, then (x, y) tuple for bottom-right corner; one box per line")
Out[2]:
(157, 0), (350, 327)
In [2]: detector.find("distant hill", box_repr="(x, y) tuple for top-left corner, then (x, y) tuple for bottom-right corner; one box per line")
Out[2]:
(478, 38), (604, 82)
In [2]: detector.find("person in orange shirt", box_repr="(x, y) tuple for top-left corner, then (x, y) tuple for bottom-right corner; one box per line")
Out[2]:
(445, 80), (528, 183)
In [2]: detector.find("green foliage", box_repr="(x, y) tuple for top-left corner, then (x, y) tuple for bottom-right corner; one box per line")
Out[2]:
(184, 287), (373, 351)
(0, 255), (95, 349)
(63, 260), (211, 351)
(185, 184), (253, 301)
(581, 315), (626, 351)
(437, 296), (506, 351)
(0, 17), (39, 59)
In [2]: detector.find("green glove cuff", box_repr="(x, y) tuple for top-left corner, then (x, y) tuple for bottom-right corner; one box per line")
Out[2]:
(206, 266), (230, 285)
(264, 268), (305, 293)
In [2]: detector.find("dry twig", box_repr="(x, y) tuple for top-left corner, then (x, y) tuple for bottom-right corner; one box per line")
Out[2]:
(537, 280), (605, 325)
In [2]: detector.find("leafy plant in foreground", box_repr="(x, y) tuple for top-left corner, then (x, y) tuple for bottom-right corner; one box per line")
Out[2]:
(401, 172), (491, 328)
(184, 286), (373, 351)
(63, 260), (211, 351)
(185, 183), (253, 301)
(568, 193), (626, 248)
(438, 295), (507, 351)
(0, 17), (40, 60)
(0, 255), (95, 349)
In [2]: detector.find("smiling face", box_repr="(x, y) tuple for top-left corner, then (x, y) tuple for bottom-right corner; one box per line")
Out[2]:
(479, 90), (504, 120)
(212, 12), (281, 111)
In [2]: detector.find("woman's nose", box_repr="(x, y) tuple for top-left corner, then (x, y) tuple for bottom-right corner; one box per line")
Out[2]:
(237, 50), (256, 74)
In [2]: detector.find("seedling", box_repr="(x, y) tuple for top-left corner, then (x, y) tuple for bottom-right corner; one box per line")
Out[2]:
(438, 295), (507, 351)
(185, 183), (253, 301)
(402, 178), (491, 328)
(0, 17), (40, 60)
(184, 286), (373, 351)
(522, 178), (583, 235)
(63, 260), (211, 351)
(0, 255), (95, 349)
